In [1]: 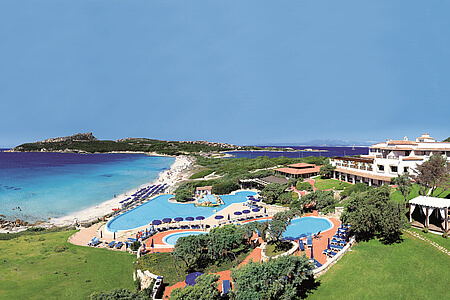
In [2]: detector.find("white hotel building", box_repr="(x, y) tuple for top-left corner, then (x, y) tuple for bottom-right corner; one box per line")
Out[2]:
(330, 134), (450, 186)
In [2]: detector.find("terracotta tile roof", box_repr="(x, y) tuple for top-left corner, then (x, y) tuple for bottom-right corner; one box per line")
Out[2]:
(276, 166), (321, 175)
(416, 148), (450, 151)
(335, 167), (392, 181)
(196, 186), (212, 191)
(387, 140), (418, 145)
(402, 157), (424, 161)
(288, 163), (316, 168)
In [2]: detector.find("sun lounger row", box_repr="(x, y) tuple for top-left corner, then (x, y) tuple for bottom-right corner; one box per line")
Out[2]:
(106, 240), (124, 249)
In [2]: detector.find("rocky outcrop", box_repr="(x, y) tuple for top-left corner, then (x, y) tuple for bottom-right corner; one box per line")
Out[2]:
(0, 217), (28, 229)
(40, 132), (98, 143)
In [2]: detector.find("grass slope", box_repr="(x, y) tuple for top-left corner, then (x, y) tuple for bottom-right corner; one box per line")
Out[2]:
(309, 233), (450, 299)
(0, 230), (136, 299)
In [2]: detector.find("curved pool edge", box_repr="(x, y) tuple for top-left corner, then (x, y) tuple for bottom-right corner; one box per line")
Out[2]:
(162, 230), (207, 246)
(105, 194), (175, 233)
(105, 190), (258, 233)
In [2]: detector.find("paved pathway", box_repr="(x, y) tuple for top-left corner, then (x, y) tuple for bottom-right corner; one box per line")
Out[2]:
(404, 229), (450, 256)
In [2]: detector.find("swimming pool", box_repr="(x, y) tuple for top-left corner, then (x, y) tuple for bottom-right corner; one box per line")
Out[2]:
(245, 216), (333, 237)
(106, 191), (256, 232)
(282, 217), (333, 238)
(163, 231), (207, 246)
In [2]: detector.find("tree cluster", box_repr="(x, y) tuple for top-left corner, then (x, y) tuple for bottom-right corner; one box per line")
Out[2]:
(341, 185), (408, 244)
(230, 255), (315, 300)
(170, 274), (221, 300)
(319, 160), (335, 179)
(410, 154), (450, 197)
(172, 225), (248, 271)
(290, 190), (337, 214)
(296, 181), (313, 192)
(339, 182), (370, 198)
(266, 209), (300, 245)
(260, 183), (289, 204)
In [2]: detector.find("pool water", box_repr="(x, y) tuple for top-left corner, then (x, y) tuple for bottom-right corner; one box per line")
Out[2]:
(106, 191), (256, 232)
(163, 231), (207, 245)
(282, 217), (333, 238)
(199, 194), (217, 204)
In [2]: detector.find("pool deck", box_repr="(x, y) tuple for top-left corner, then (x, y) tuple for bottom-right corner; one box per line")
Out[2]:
(142, 229), (204, 252)
(160, 211), (340, 298)
(298, 212), (341, 265)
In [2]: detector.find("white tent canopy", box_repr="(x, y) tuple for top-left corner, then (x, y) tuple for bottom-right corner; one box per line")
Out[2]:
(409, 196), (449, 232)
(409, 196), (450, 208)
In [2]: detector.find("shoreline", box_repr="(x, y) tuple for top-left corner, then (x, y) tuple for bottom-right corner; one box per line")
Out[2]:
(4, 149), (173, 157)
(48, 155), (194, 227)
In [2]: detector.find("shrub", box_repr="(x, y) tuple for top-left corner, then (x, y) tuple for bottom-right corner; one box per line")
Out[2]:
(442, 232), (448, 238)
(130, 241), (141, 251)
(422, 228), (428, 233)
(90, 288), (144, 300)
(54, 245), (68, 252)
(175, 188), (193, 202)
(296, 181), (313, 192)
(27, 227), (45, 232)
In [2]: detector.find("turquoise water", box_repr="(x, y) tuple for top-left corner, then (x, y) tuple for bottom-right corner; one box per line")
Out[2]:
(0, 152), (174, 222)
(107, 191), (256, 232)
(199, 194), (217, 204)
(283, 217), (333, 238)
(252, 216), (333, 238)
(163, 231), (207, 245)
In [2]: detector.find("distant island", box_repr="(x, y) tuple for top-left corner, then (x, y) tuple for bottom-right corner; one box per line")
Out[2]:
(9, 133), (335, 156)
(9, 132), (254, 156)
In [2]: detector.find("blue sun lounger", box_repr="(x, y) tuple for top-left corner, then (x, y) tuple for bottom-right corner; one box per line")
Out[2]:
(306, 235), (313, 248)
(314, 260), (322, 268)
(322, 249), (337, 257)
(108, 241), (116, 248)
(222, 280), (230, 296)
(88, 237), (100, 246)
(115, 241), (123, 249)
(329, 244), (344, 251)
(87, 237), (96, 246)
(299, 240), (305, 251)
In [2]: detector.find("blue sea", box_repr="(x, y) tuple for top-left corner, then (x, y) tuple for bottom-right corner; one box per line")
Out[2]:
(0, 150), (174, 222)
(226, 146), (368, 159)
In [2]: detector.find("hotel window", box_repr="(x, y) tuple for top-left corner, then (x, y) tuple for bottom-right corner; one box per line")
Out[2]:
(403, 167), (409, 174)
(378, 165), (384, 172)
(390, 166), (398, 173)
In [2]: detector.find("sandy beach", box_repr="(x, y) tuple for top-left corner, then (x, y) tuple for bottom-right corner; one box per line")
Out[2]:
(49, 155), (194, 226)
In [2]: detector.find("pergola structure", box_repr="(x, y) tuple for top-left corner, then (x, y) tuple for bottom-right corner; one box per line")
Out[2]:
(409, 196), (450, 232)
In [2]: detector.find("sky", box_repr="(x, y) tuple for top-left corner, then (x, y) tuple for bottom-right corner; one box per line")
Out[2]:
(1, 0), (449, 147)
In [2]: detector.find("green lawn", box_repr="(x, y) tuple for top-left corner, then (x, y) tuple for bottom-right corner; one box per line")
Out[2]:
(264, 241), (294, 258)
(0, 230), (136, 299)
(391, 184), (450, 204)
(308, 233), (450, 299)
(390, 184), (421, 203)
(313, 177), (350, 191)
(409, 227), (450, 250)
